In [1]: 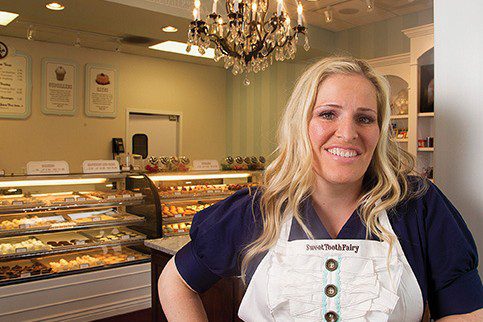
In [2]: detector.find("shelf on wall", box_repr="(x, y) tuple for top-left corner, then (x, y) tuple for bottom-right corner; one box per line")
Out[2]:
(418, 147), (434, 152)
(390, 114), (409, 119)
(418, 112), (434, 117)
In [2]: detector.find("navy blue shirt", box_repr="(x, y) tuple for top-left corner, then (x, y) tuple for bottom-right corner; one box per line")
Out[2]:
(175, 179), (483, 319)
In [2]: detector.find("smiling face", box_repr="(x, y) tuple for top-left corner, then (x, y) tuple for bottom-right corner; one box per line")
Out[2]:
(308, 73), (380, 187)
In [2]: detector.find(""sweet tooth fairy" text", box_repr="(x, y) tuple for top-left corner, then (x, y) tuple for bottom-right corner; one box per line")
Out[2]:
(305, 243), (359, 253)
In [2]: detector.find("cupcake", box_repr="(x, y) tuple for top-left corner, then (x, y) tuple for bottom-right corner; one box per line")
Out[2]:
(95, 73), (110, 85)
(55, 66), (66, 81)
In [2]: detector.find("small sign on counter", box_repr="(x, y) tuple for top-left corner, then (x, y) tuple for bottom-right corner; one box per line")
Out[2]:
(26, 161), (70, 175)
(193, 160), (220, 171)
(82, 160), (120, 173)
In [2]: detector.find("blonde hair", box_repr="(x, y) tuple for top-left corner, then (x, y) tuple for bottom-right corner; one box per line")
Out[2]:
(241, 56), (427, 282)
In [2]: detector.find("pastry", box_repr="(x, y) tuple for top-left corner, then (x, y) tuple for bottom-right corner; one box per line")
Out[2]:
(55, 66), (66, 81)
(95, 73), (110, 85)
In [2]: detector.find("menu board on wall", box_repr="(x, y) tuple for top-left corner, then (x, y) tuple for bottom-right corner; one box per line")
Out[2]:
(41, 58), (77, 115)
(0, 50), (32, 119)
(85, 63), (118, 118)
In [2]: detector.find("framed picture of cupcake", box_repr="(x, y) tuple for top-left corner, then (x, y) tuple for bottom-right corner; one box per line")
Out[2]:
(85, 63), (118, 118)
(41, 58), (78, 116)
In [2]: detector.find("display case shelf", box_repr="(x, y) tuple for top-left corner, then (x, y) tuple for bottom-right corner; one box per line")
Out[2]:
(0, 197), (144, 215)
(0, 237), (145, 261)
(159, 191), (234, 202)
(163, 216), (195, 224)
(418, 147), (434, 152)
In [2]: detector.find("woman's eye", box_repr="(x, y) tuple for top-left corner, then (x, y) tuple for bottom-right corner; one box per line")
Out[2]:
(358, 115), (375, 124)
(318, 111), (335, 120)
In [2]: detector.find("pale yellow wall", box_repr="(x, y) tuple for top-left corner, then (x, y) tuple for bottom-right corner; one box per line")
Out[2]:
(0, 36), (226, 174)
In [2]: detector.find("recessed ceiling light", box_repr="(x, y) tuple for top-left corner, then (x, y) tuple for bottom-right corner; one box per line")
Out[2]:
(46, 2), (65, 11)
(0, 11), (19, 26)
(162, 26), (178, 33)
(149, 41), (215, 59)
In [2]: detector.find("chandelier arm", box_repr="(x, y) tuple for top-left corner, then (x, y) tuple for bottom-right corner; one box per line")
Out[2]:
(210, 34), (241, 58)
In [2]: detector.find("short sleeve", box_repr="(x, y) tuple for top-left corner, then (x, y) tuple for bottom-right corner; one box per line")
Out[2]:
(423, 182), (483, 319)
(174, 188), (261, 293)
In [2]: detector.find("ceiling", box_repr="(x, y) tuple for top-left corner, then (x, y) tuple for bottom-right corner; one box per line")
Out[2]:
(0, 0), (432, 66)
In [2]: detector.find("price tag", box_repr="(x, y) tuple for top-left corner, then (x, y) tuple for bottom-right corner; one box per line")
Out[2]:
(77, 197), (86, 202)
(92, 217), (101, 222)
(134, 193), (143, 197)
(178, 229), (185, 233)
(75, 240), (86, 245)
(121, 234), (130, 240)
(64, 197), (75, 202)
(80, 263), (89, 269)
(107, 195), (117, 200)
(122, 194), (131, 199)
(16, 247), (27, 253)
(175, 214), (182, 218)
(206, 190), (214, 194)
(113, 246), (122, 253)
(127, 256), (135, 261)
(20, 272), (31, 278)
(12, 201), (24, 206)
(174, 192), (181, 196)
(19, 224), (31, 229)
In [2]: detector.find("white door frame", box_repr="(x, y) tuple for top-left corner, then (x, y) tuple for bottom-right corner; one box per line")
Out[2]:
(125, 108), (183, 156)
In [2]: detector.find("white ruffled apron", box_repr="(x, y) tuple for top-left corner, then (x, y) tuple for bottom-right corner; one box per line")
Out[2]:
(238, 208), (423, 321)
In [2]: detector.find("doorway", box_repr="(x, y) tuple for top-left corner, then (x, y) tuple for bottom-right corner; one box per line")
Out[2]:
(126, 110), (181, 159)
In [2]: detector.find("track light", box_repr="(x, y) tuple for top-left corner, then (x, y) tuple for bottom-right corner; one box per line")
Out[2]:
(74, 33), (81, 47)
(27, 25), (35, 41)
(115, 39), (122, 52)
(365, 0), (374, 12)
(324, 6), (333, 23)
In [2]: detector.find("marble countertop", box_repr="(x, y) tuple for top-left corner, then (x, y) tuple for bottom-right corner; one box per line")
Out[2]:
(144, 235), (190, 255)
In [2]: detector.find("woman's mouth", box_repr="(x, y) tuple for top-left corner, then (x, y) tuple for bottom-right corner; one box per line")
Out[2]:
(325, 147), (361, 158)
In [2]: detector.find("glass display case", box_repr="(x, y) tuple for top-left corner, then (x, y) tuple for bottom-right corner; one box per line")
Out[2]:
(139, 171), (263, 237)
(0, 173), (157, 286)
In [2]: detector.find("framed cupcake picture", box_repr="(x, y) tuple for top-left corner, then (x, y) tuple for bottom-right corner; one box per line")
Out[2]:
(85, 63), (118, 118)
(41, 58), (78, 116)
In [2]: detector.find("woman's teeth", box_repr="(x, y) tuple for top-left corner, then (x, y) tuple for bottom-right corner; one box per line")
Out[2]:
(327, 148), (358, 158)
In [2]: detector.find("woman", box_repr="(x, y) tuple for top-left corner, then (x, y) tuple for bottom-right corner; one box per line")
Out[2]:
(159, 56), (483, 321)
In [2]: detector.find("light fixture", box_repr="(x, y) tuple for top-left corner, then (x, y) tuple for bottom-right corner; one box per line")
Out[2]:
(0, 11), (19, 26)
(162, 26), (178, 33)
(46, 2), (65, 11)
(365, 0), (374, 12)
(0, 178), (106, 188)
(324, 6), (333, 23)
(187, 0), (309, 85)
(27, 25), (35, 41)
(74, 33), (81, 47)
(149, 40), (215, 59)
(148, 172), (251, 181)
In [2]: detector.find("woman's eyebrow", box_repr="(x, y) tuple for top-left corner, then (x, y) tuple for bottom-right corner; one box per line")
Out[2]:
(357, 107), (377, 115)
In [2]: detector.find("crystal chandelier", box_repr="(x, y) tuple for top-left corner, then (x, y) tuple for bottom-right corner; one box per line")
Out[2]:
(187, 0), (309, 85)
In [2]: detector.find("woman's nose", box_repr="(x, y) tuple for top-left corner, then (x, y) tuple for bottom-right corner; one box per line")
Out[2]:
(335, 117), (358, 141)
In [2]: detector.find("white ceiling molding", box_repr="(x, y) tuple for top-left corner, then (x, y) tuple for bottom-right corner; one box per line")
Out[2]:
(367, 53), (410, 67)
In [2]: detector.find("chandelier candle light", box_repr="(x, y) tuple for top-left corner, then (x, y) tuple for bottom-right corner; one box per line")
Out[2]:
(188, 0), (309, 85)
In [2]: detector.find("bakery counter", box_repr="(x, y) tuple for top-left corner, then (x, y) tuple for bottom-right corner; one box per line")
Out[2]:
(146, 236), (245, 322)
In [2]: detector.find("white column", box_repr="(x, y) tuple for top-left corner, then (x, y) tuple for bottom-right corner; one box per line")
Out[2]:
(434, 0), (483, 277)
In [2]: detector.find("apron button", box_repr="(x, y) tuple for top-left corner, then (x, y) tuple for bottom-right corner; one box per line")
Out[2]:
(324, 311), (339, 322)
(324, 284), (338, 297)
(325, 259), (338, 271)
